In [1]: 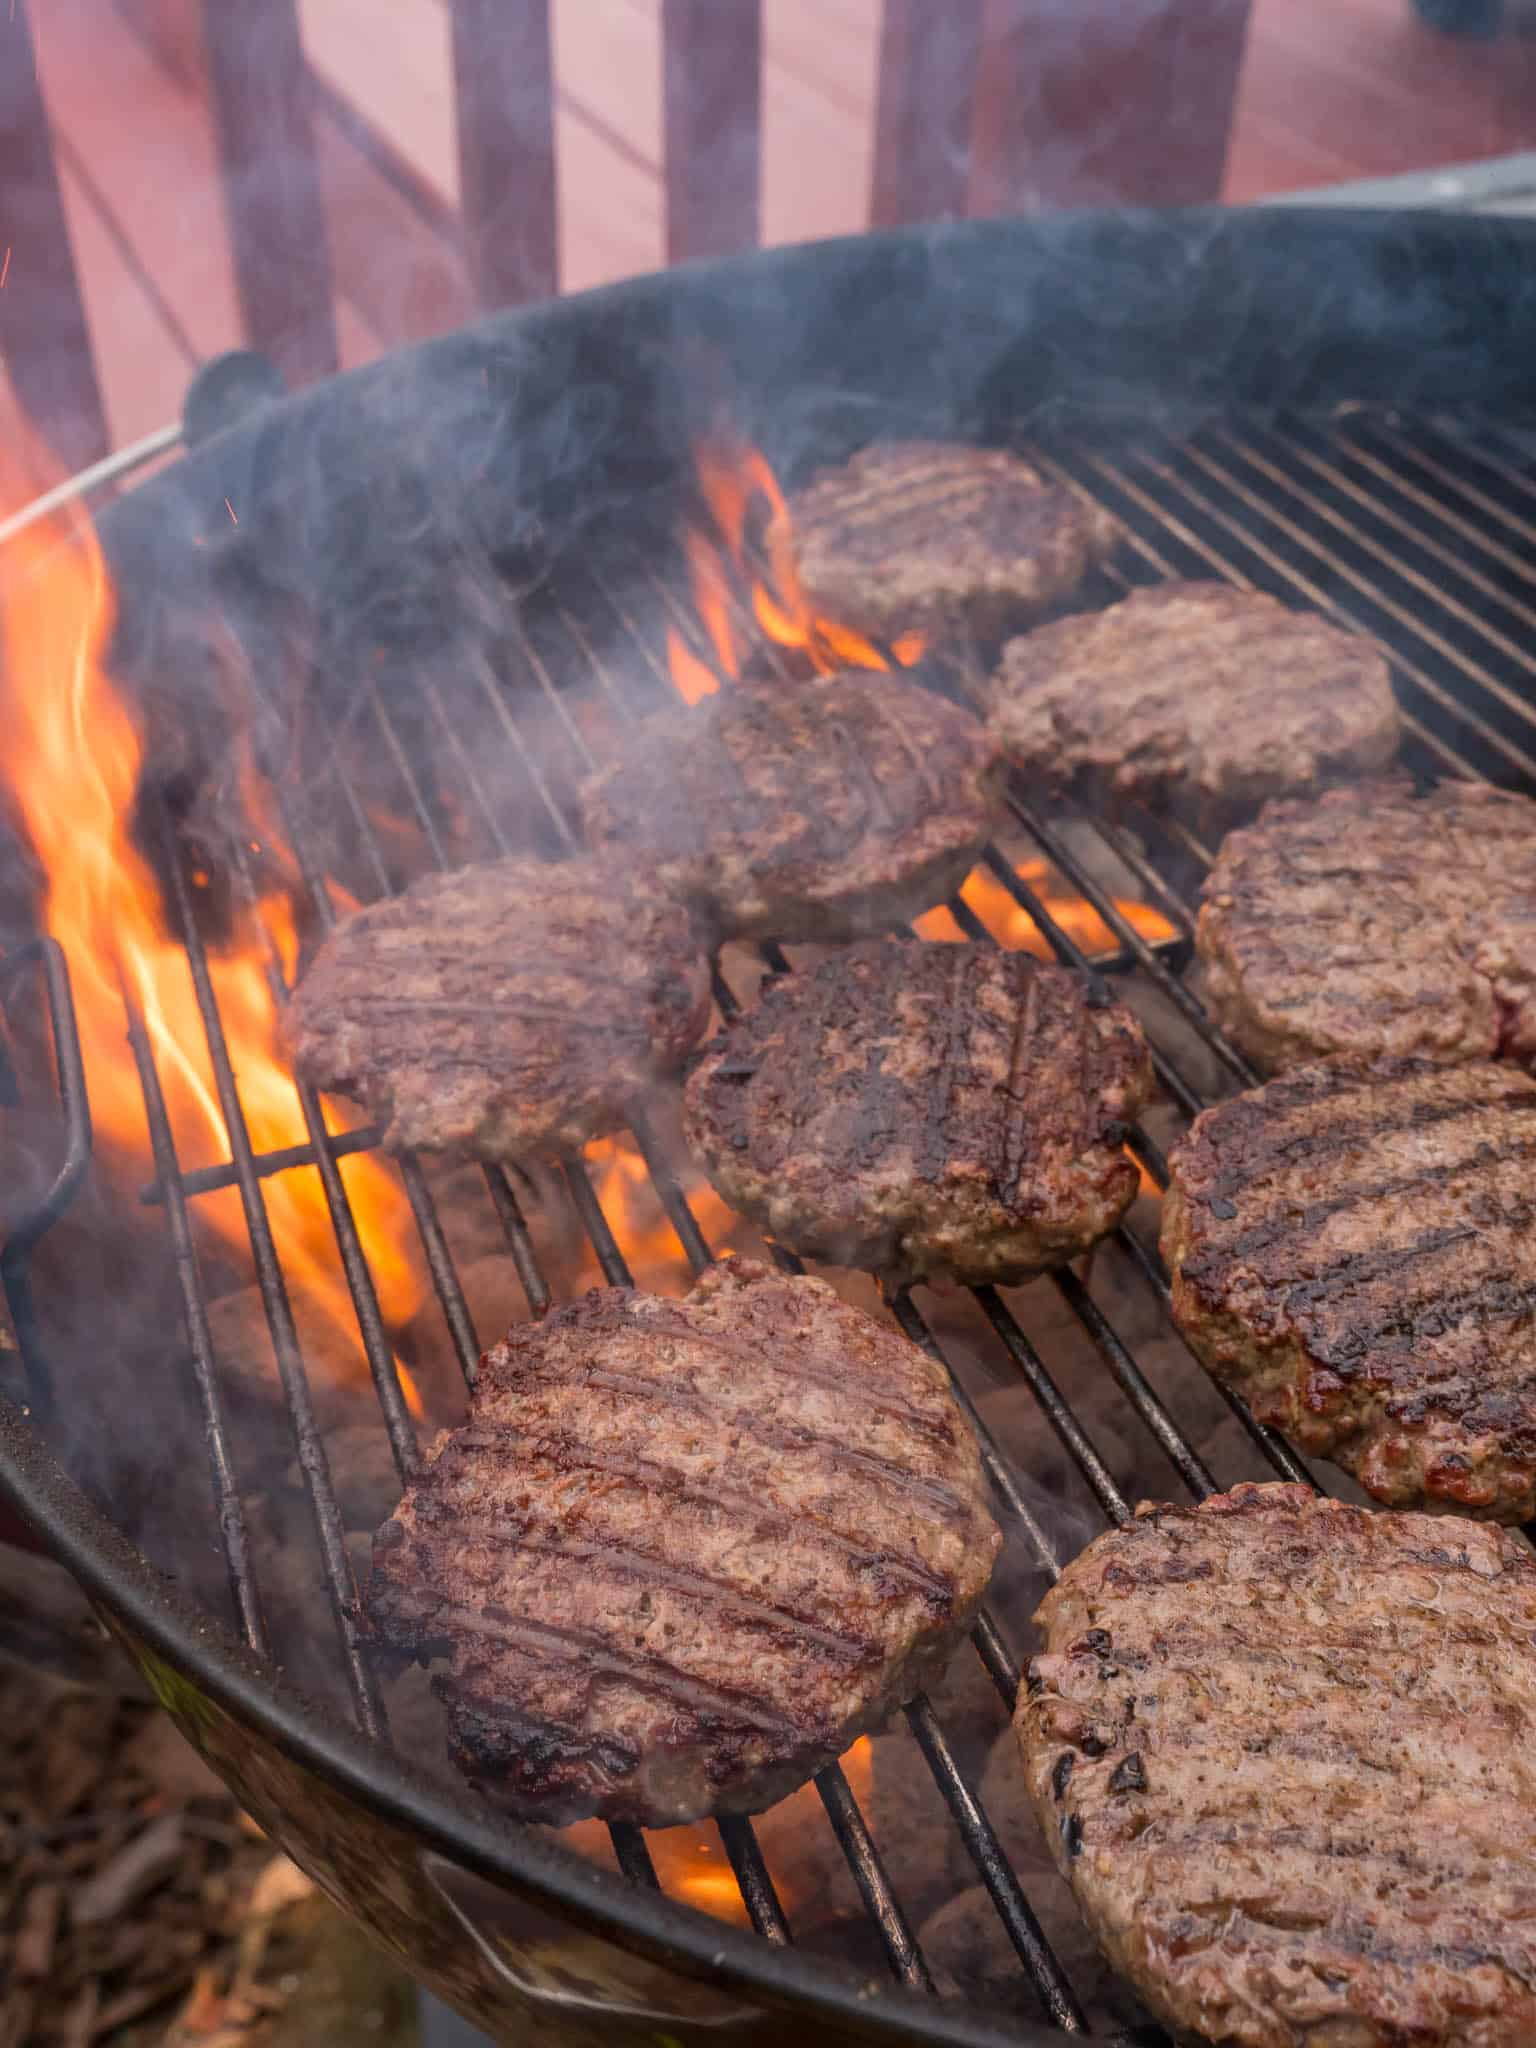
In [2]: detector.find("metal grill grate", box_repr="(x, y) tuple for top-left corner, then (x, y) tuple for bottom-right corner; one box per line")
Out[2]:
(113, 409), (1536, 2040)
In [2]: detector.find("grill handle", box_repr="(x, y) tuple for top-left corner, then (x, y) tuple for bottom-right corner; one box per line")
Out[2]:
(182, 349), (288, 448)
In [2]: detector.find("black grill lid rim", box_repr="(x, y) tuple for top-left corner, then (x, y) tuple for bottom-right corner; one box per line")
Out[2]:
(92, 205), (1536, 686)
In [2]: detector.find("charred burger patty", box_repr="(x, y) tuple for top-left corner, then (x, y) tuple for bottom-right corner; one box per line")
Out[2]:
(286, 855), (709, 1160)
(578, 670), (1001, 945)
(772, 439), (1118, 650)
(1198, 778), (1536, 1071)
(988, 581), (1400, 828)
(1162, 1054), (1536, 1520)
(367, 1260), (1000, 1825)
(683, 940), (1152, 1285)
(1018, 1482), (1536, 2048)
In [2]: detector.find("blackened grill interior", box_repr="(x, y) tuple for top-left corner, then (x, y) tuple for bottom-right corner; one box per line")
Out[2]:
(23, 400), (1536, 2047)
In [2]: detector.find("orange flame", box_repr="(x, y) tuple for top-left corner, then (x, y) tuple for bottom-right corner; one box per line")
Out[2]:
(665, 439), (927, 699)
(0, 508), (422, 1402)
(558, 1735), (876, 1927)
(914, 858), (1176, 959)
(583, 1132), (738, 1295)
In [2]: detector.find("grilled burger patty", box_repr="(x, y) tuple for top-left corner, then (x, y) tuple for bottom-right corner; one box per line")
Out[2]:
(771, 440), (1118, 650)
(1017, 1483), (1536, 2048)
(988, 582), (1400, 827)
(578, 671), (1001, 945)
(683, 941), (1152, 1284)
(286, 855), (709, 1159)
(367, 1259), (1000, 1825)
(1162, 1056), (1536, 1520)
(1198, 778), (1536, 1071)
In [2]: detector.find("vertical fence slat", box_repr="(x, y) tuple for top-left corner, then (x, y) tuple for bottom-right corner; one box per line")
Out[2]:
(0, 1), (109, 469)
(662, 0), (761, 264)
(968, 0), (1255, 216)
(449, 0), (557, 309)
(870, 0), (985, 230)
(199, 0), (339, 384)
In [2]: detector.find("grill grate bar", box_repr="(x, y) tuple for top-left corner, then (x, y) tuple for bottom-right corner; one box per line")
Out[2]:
(228, 835), (422, 1484)
(418, 670), (517, 859)
(971, 1286), (1132, 1527)
(139, 1122), (383, 1206)
(1050, 1267), (1215, 1501)
(1201, 426), (1536, 748)
(627, 1105), (717, 1274)
(1291, 419), (1536, 611)
(1053, 445), (1493, 787)
(479, 1163), (553, 1318)
(157, 808), (386, 1738)
(904, 1696), (1086, 2033)
(886, 1285), (1064, 1579)
(609, 1823), (663, 1888)
(1109, 1227), (1318, 1491)
(1108, 439), (1536, 789)
(814, 1762), (933, 1993)
(1006, 796), (1252, 1086)
(715, 1816), (793, 1944)
(466, 640), (583, 854)
(1356, 421), (1536, 556)
(122, 993), (270, 1656)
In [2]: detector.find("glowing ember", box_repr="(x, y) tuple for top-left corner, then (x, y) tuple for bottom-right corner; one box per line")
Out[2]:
(0, 507), (422, 1391)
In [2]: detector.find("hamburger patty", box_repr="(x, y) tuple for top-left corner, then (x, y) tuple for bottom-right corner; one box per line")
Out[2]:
(988, 582), (1400, 828)
(683, 941), (1152, 1284)
(1162, 1056), (1536, 1519)
(1017, 1483), (1536, 2048)
(1198, 778), (1536, 1071)
(578, 672), (1001, 944)
(367, 1260), (1000, 1825)
(286, 855), (709, 1159)
(771, 440), (1118, 650)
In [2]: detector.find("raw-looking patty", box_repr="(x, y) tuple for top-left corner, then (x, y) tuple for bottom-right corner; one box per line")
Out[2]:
(578, 671), (1002, 945)
(1198, 778), (1536, 1071)
(770, 440), (1119, 650)
(1018, 1482), (1536, 2048)
(988, 582), (1400, 828)
(286, 855), (709, 1160)
(683, 940), (1152, 1284)
(367, 1259), (1000, 1825)
(1162, 1055), (1536, 1519)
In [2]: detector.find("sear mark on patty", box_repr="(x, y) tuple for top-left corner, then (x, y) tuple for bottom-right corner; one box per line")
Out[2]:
(771, 440), (1118, 651)
(368, 1258), (1001, 1826)
(988, 582), (1400, 832)
(1197, 778), (1536, 1073)
(1162, 1055), (1536, 1520)
(683, 939), (1152, 1286)
(1017, 1482), (1536, 2048)
(578, 669), (1002, 946)
(286, 853), (710, 1161)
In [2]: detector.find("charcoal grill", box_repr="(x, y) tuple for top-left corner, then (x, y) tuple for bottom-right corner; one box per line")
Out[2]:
(4, 206), (1536, 2047)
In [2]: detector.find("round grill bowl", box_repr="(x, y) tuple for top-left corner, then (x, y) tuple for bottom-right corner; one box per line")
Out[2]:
(5, 206), (1536, 2048)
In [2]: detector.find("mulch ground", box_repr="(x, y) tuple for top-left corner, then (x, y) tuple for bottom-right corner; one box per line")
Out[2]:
(0, 1660), (419, 2046)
